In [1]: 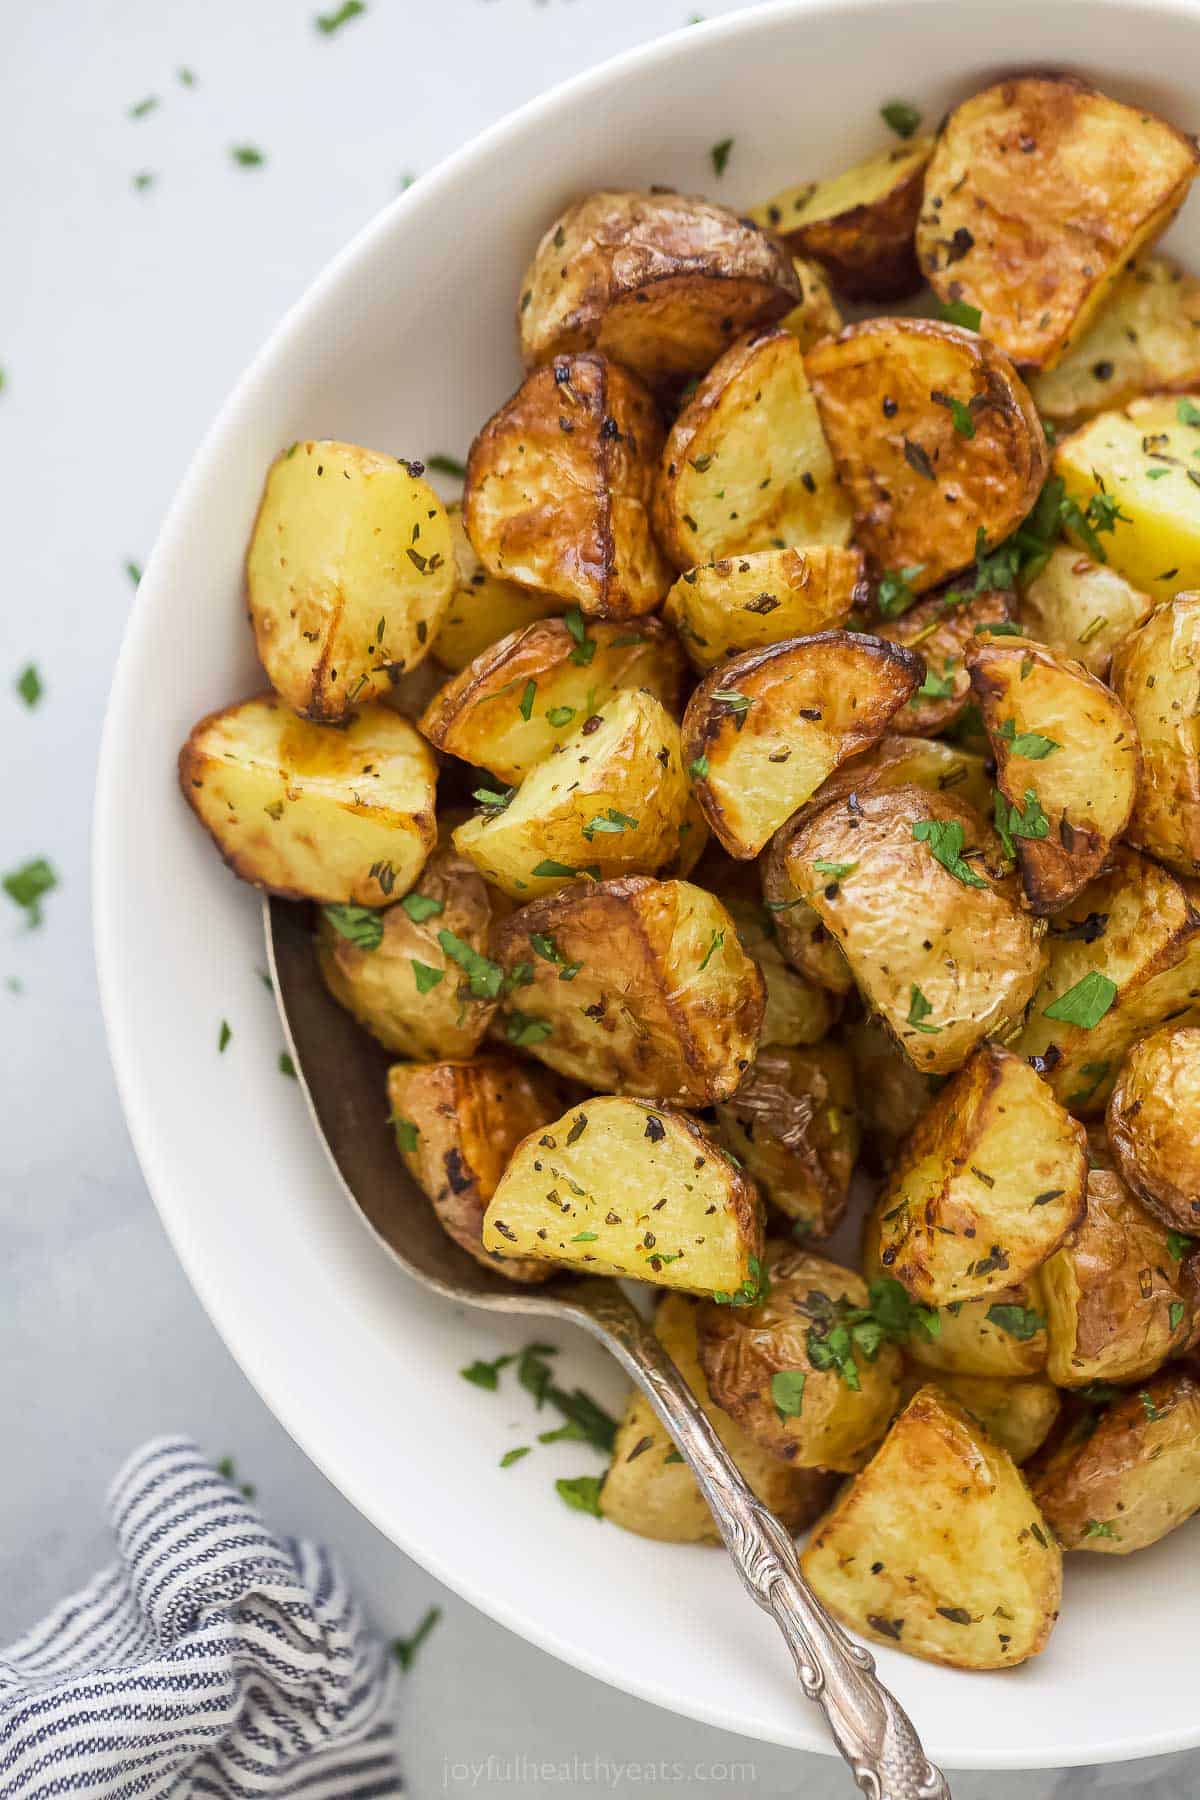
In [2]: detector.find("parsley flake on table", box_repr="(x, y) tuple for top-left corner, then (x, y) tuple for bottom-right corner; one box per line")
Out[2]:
(132, 171), (155, 191)
(880, 99), (922, 139)
(1042, 970), (1117, 1029)
(555, 1474), (604, 1516)
(316, 0), (366, 31)
(128, 96), (158, 119)
(912, 817), (988, 888)
(460, 1352), (514, 1390)
(710, 137), (734, 176)
(125, 560), (142, 586)
(231, 144), (266, 168)
(278, 1051), (297, 1078)
(500, 1446), (530, 1468)
(393, 1604), (441, 1671)
(218, 1020), (232, 1053)
(15, 664), (42, 708)
(3, 857), (57, 925)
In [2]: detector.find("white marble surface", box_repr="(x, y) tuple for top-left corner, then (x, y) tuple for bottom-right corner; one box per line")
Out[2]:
(1, 1), (1197, 1794)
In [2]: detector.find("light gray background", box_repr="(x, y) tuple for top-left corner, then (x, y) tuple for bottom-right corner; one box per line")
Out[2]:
(1, 1), (1195, 1794)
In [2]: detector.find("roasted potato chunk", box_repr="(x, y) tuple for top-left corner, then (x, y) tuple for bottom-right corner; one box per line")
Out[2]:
(419, 615), (684, 786)
(652, 328), (852, 568)
(1012, 847), (1200, 1116)
(878, 588), (1013, 736)
(696, 1243), (903, 1472)
(600, 1294), (835, 1543)
(916, 76), (1198, 371)
(431, 505), (562, 673)
(179, 693), (436, 906)
(245, 441), (453, 722)
(663, 546), (865, 671)
(968, 634), (1141, 913)
(1029, 1369), (1200, 1553)
(846, 1015), (937, 1160)
(1017, 544), (1153, 680)
(464, 352), (671, 618)
(1029, 257), (1200, 427)
(682, 632), (921, 859)
(1109, 592), (1200, 875)
(714, 1043), (859, 1240)
(492, 875), (763, 1104)
(1107, 1023), (1200, 1232)
(750, 137), (933, 301)
(897, 1367), (1060, 1465)
(482, 1096), (764, 1294)
(517, 190), (801, 388)
(386, 1057), (563, 1281)
(1041, 1169), (1197, 1387)
(453, 689), (689, 899)
(805, 319), (1048, 592)
(785, 786), (1046, 1073)
(801, 1386), (1062, 1669)
(872, 1044), (1087, 1308)
(716, 886), (839, 1049)
(778, 257), (843, 350)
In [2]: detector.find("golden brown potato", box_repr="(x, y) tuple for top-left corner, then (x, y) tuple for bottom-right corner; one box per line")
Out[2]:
(777, 256), (843, 350)
(663, 545), (866, 671)
(682, 632), (921, 859)
(877, 588), (1013, 736)
(805, 318), (1048, 592)
(1041, 1168), (1197, 1387)
(801, 1386), (1062, 1669)
(1017, 544), (1153, 680)
(517, 190), (801, 388)
(600, 1294), (836, 1542)
(419, 615), (685, 785)
(714, 885), (839, 1049)
(1107, 1023), (1200, 1232)
(916, 76), (1198, 370)
(845, 1015), (938, 1159)
(1029, 257), (1200, 427)
(897, 1366), (1060, 1465)
(968, 633), (1141, 913)
(1029, 1368), (1200, 1553)
(492, 875), (763, 1104)
(653, 328), (852, 568)
(386, 1057), (563, 1281)
(1109, 593), (1200, 876)
(482, 1096), (764, 1295)
(179, 693), (437, 906)
(1012, 847), (1200, 1116)
(715, 1043), (859, 1240)
(750, 138), (934, 301)
(453, 688), (689, 899)
(431, 504), (562, 673)
(464, 352), (672, 618)
(696, 1242), (903, 1472)
(785, 785), (1046, 1073)
(245, 442), (454, 722)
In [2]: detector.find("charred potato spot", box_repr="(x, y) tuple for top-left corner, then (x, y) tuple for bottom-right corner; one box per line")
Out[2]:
(1017, 544), (1153, 680)
(1107, 1023), (1200, 1231)
(663, 545), (866, 671)
(1109, 592), (1200, 876)
(1030, 257), (1200, 427)
(878, 588), (1013, 736)
(432, 505), (563, 672)
(714, 1043), (859, 1240)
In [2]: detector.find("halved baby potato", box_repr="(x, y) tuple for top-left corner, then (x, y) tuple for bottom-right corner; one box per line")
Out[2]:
(805, 318), (1048, 592)
(713, 883), (839, 1049)
(846, 1015), (938, 1161)
(1107, 1023), (1200, 1232)
(663, 545), (865, 671)
(682, 631), (921, 858)
(652, 328), (852, 568)
(492, 875), (763, 1104)
(968, 633), (1141, 913)
(1109, 592), (1200, 876)
(453, 688), (689, 899)
(482, 1096), (764, 1295)
(179, 693), (437, 906)
(916, 76), (1198, 371)
(431, 504), (562, 673)
(1017, 544), (1153, 680)
(1029, 257), (1200, 428)
(777, 256), (844, 351)
(801, 1386), (1062, 1669)
(419, 614), (684, 785)
(714, 1042), (859, 1240)
(517, 189), (802, 388)
(896, 1366), (1060, 1465)
(464, 352), (672, 618)
(386, 1056), (564, 1281)
(878, 588), (1013, 736)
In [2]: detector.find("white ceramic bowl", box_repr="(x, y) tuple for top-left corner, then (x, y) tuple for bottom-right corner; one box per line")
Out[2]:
(95, 0), (1200, 1768)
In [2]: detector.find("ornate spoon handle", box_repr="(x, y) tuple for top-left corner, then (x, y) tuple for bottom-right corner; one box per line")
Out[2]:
(567, 1282), (952, 1800)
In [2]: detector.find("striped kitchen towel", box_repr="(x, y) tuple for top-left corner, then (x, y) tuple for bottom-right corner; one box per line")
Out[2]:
(0, 1437), (403, 1798)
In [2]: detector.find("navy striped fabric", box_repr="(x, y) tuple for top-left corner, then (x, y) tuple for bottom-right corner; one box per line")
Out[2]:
(0, 1438), (403, 1798)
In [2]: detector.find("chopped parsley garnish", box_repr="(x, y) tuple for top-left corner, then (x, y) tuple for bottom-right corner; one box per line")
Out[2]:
(712, 1256), (769, 1308)
(555, 1475), (603, 1517)
(812, 859), (856, 880)
(518, 680), (537, 721)
(218, 1020), (232, 1053)
(278, 1051), (297, 1078)
(1167, 1230), (1194, 1262)
(936, 299), (982, 332)
(322, 902), (384, 950)
(907, 984), (938, 1033)
(316, 0), (366, 32)
(997, 718), (1060, 759)
(930, 389), (976, 438)
(916, 660), (956, 700)
(400, 891), (444, 924)
(992, 787), (1049, 859)
(3, 857), (57, 925)
(530, 933), (583, 981)
(1066, 1060), (1110, 1108)
(912, 817), (988, 888)
(563, 607), (596, 666)
(1042, 970), (1117, 1029)
(876, 564), (924, 619)
(505, 1011), (553, 1047)
(461, 1352), (514, 1390)
(391, 1114), (419, 1153)
(411, 959), (444, 993)
(425, 452), (466, 478)
(985, 1303), (1045, 1341)
(710, 137), (734, 176)
(532, 859), (599, 880)
(500, 1446), (530, 1468)
(231, 144), (266, 167)
(392, 1604), (441, 1671)
(1082, 1519), (1118, 1540)
(1170, 1300), (1186, 1333)
(1059, 490), (1129, 564)
(438, 930), (503, 999)
(128, 96), (158, 119)
(803, 1279), (938, 1390)
(1141, 1391), (1166, 1423)
(771, 1370), (807, 1419)
(880, 99), (922, 139)
(711, 688), (752, 727)
(698, 927), (725, 971)
(1178, 399), (1200, 428)
(546, 705), (577, 728)
(473, 785), (514, 811)
(689, 754), (710, 779)
(581, 807), (638, 840)
(15, 664), (42, 708)
(126, 560), (142, 586)
(177, 67), (196, 86)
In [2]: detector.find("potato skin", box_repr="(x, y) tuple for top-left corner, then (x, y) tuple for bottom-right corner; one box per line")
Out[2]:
(715, 1043), (859, 1240)
(1017, 543), (1153, 680)
(713, 883), (839, 1050)
(896, 1366), (1060, 1465)
(1029, 256), (1200, 428)
(518, 190), (801, 388)
(751, 138), (933, 302)
(1107, 1024), (1200, 1232)
(1109, 593), (1200, 877)
(777, 256), (843, 351)
(877, 588), (1013, 736)
(663, 545), (866, 671)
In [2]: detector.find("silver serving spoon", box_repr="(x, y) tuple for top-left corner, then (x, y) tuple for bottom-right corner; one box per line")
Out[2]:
(265, 895), (951, 1800)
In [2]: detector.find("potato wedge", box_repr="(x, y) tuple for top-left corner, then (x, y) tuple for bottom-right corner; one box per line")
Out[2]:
(1109, 592), (1200, 875)
(453, 688), (688, 899)
(492, 875), (763, 1104)
(916, 76), (1198, 371)
(696, 1242), (903, 1471)
(682, 632), (921, 859)
(778, 256), (843, 351)
(1012, 847), (1200, 1116)
(1017, 543), (1153, 680)
(1029, 257), (1200, 427)
(386, 1057), (563, 1281)
(801, 1386), (1062, 1668)
(714, 1044), (859, 1240)
(785, 786), (1046, 1073)
(179, 693), (437, 905)
(419, 614), (685, 785)
(968, 634), (1141, 913)
(464, 352), (671, 618)
(663, 546), (865, 671)
(652, 328), (852, 568)
(1107, 1024), (1200, 1232)
(1029, 1369), (1200, 1553)
(431, 504), (562, 673)
(750, 138), (933, 301)
(245, 441), (454, 722)
(846, 1015), (937, 1161)
(482, 1096), (764, 1294)
(715, 885), (839, 1049)
(805, 319), (1048, 592)
(897, 1366), (1060, 1465)
(600, 1294), (835, 1542)
(878, 588), (1013, 736)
